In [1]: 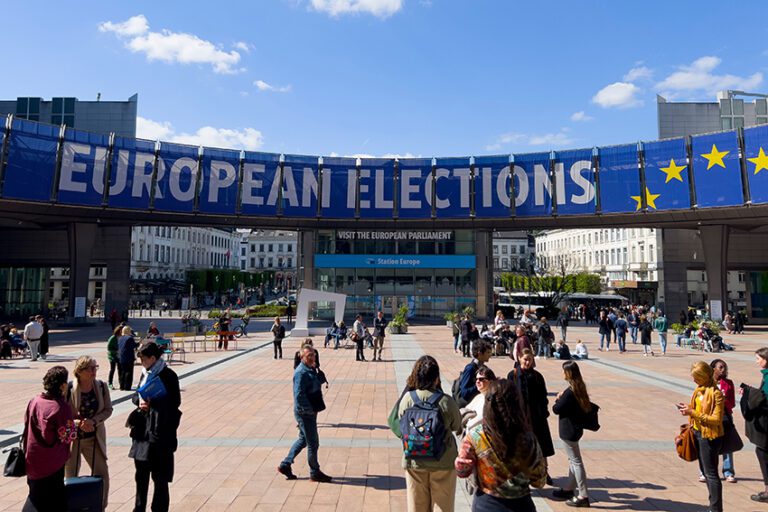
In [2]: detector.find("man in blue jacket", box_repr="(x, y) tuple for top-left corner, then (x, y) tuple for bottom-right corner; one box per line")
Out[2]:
(456, 339), (492, 407)
(278, 346), (332, 482)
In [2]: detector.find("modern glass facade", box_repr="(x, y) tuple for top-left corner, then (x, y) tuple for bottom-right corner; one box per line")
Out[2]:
(0, 267), (47, 318)
(313, 230), (478, 318)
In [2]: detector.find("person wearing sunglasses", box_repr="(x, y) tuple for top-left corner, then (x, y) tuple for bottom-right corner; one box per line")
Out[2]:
(65, 355), (113, 510)
(462, 366), (497, 431)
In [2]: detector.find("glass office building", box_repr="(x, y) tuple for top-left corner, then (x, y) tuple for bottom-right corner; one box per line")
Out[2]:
(308, 229), (489, 319)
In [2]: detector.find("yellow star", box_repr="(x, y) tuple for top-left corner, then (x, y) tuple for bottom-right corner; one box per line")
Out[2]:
(748, 147), (768, 175)
(630, 187), (661, 211)
(659, 158), (686, 183)
(701, 144), (729, 170)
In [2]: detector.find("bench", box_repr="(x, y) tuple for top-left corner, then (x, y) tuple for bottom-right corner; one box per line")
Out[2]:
(215, 331), (239, 350)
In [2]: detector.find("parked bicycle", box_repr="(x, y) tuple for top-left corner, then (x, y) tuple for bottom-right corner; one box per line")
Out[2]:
(234, 315), (251, 338)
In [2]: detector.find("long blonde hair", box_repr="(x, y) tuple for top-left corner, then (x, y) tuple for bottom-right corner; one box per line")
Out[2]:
(691, 361), (715, 387)
(563, 360), (591, 413)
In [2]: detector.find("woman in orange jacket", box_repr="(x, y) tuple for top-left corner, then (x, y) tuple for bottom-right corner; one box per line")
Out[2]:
(677, 361), (725, 512)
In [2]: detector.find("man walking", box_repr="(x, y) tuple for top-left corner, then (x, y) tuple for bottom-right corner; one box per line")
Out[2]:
(23, 315), (44, 361)
(285, 302), (294, 325)
(278, 346), (332, 482)
(352, 314), (366, 362)
(373, 311), (387, 361)
(654, 311), (668, 355)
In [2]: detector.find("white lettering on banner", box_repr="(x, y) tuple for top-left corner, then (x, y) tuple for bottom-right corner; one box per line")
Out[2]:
(266, 167), (281, 206)
(513, 166), (528, 207)
(568, 161), (595, 204)
(481, 168), (493, 207)
(455, 168), (471, 208)
(400, 169), (422, 209)
(131, 152), (158, 199)
(346, 169), (356, 209)
(302, 167), (318, 208)
(59, 142), (90, 193)
(91, 147), (108, 195)
(533, 163), (551, 206)
(241, 163), (265, 206)
(497, 167), (511, 207)
(109, 150), (129, 196)
(208, 160), (236, 203)
(168, 157), (198, 202)
(281, 166), (299, 207)
(433, 168), (448, 208)
(359, 169), (371, 209)
(374, 169), (393, 209)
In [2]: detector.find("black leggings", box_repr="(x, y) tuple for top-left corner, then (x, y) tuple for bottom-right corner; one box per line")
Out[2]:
(118, 363), (134, 391)
(355, 339), (365, 361)
(108, 360), (117, 386)
(273, 339), (283, 358)
(23, 466), (66, 512)
(757, 446), (768, 485)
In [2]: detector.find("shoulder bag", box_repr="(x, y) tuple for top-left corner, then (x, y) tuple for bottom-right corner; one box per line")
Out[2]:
(4, 404), (29, 477)
(675, 422), (698, 462)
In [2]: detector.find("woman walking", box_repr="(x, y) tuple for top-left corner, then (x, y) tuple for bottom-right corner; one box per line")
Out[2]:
(699, 359), (737, 483)
(552, 360), (593, 508)
(22, 366), (76, 512)
(271, 316), (286, 359)
(677, 361), (724, 512)
(391, 355), (462, 512)
(638, 315), (654, 357)
(127, 342), (182, 512)
(741, 347), (768, 503)
(117, 325), (138, 390)
(106, 325), (121, 389)
(65, 356), (113, 510)
(455, 379), (546, 511)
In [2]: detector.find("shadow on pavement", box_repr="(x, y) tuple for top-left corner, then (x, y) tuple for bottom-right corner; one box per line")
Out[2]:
(319, 422), (389, 431)
(332, 474), (406, 490)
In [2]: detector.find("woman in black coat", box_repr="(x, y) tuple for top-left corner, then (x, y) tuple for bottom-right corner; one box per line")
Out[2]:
(509, 349), (555, 479)
(638, 315), (654, 357)
(127, 342), (182, 512)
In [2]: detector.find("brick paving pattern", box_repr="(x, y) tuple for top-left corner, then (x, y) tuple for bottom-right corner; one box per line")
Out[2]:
(0, 317), (767, 510)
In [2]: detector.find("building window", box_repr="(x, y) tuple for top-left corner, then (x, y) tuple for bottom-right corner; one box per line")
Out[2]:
(278, 244), (283, 252)
(493, 257), (499, 268)
(501, 258), (508, 269)
(287, 244), (293, 252)
(15, 97), (41, 121)
(268, 258), (273, 267)
(259, 257), (265, 267)
(288, 257), (293, 267)
(241, 247), (246, 256)
(493, 245), (498, 254)
(260, 244), (265, 252)
(268, 244), (273, 252)
(502, 245), (508, 254)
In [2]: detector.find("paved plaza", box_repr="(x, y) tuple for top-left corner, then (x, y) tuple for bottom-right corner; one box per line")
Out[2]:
(2, 318), (768, 511)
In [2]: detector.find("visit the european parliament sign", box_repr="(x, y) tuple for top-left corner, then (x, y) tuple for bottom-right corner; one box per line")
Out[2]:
(3, 116), (768, 219)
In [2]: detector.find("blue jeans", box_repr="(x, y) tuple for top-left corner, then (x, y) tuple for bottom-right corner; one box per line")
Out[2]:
(629, 326), (638, 344)
(537, 340), (551, 357)
(658, 333), (667, 354)
(453, 334), (460, 351)
(617, 333), (626, 352)
(599, 333), (609, 350)
(282, 412), (320, 475)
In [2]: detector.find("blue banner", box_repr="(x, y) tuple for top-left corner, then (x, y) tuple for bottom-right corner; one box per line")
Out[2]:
(107, 137), (156, 210)
(643, 138), (690, 211)
(199, 147), (240, 215)
(57, 129), (111, 206)
(435, 157), (471, 218)
(3, 118), (58, 202)
(282, 154), (319, 218)
(314, 254), (476, 269)
(743, 126), (768, 204)
(398, 158), (433, 219)
(321, 157), (357, 218)
(359, 158), (395, 219)
(240, 151), (281, 217)
(474, 155), (511, 218)
(692, 131), (743, 207)
(514, 152), (552, 217)
(554, 149), (595, 215)
(598, 144), (640, 213)
(153, 142), (198, 213)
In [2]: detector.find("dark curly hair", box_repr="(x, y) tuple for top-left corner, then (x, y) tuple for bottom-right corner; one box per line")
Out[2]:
(405, 355), (441, 391)
(43, 366), (69, 397)
(483, 379), (530, 463)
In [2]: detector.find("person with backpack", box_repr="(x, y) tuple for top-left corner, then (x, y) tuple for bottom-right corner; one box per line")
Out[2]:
(390, 355), (461, 512)
(597, 311), (611, 351)
(455, 379), (546, 512)
(271, 316), (286, 359)
(535, 317), (554, 359)
(452, 319), (461, 354)
(556, 307), (570, 343)
(454, 340), (493, 408)
(552, 361), (594, 508)
(460, 316), (472, 358)
(614, 313), (629, 353)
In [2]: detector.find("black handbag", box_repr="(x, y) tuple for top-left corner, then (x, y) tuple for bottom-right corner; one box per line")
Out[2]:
(720, 417), (744, 455)
(582, 402), (601, 432)
(65, 437), (104, 511)
(4, 406), (29, 477)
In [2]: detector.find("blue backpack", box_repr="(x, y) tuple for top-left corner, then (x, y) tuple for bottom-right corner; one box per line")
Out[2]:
(400, 391), (447, 460)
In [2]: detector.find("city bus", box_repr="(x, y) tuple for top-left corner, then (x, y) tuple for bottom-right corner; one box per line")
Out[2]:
(495, 291), (628, 319)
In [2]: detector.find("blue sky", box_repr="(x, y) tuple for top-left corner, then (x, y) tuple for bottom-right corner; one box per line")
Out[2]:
(2, 1), (767, 157)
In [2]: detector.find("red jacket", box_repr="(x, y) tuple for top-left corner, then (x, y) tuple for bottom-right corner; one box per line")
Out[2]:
(717, 377), (736, 416)
(24, 394), (75, 479)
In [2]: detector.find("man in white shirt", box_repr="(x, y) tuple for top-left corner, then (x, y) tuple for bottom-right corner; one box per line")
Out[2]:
(24, 315), (44, 361)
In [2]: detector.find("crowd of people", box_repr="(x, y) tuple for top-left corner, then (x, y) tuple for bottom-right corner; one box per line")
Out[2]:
(0, 316), (50, 360)
(18, 339), (182, 512)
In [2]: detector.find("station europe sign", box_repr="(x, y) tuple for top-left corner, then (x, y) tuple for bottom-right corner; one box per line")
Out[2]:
(314, 254), (476, 269)
(4, 117), (768, 218)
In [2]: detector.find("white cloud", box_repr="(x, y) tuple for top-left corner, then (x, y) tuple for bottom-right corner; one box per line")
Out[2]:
(570, 111), (594, 122)
(486, 130), (575, 151)
(254, 80), (292, 93)
(592, 82), (643, 109)
(656, 56), (763, 98)
(99, 15), (244, 74)
(233, 41), (252, 53)
(137, 116), (263, 150)
(623, 65), (653, 82)
(309, 0), (403, 18)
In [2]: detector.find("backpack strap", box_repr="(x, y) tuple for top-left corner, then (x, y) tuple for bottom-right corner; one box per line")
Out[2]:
(409, 390), (423, 406)
(425, 391), (443, 407)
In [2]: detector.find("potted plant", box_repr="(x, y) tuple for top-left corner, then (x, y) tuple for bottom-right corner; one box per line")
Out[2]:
(444, 312), (459, 328)
(389, 305), (409, 334)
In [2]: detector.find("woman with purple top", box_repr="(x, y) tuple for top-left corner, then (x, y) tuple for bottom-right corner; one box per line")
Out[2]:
(22, 366), (77, 512)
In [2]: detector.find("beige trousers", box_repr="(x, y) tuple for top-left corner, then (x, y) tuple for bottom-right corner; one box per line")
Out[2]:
(65, 437), (110, 510)
(405, 468), (456, 512)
